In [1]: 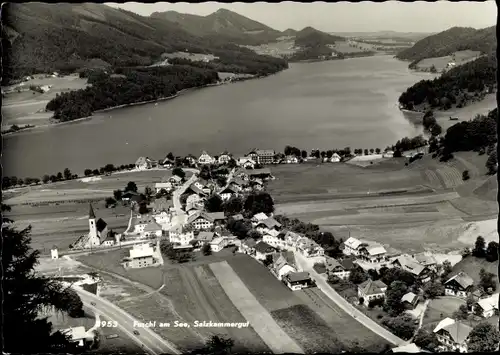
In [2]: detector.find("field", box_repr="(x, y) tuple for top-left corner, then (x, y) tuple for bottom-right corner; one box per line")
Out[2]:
(3, 169), (173, 252)
(242, 39), (296, 58)
(415, 50), (481, 72)
(2, 74), (88, 127)
(269, 152), (497, 253)
(94, 315), (145, 354)
(422, 296), (465, 326)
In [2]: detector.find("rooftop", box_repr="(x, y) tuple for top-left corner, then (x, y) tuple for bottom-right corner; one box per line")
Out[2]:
(440, 321), (473, 344)
(285, 271), (311, 283)
(255, 241), (275, 253)
(445, 272), (474, 289)
(359, 279), (387, 296)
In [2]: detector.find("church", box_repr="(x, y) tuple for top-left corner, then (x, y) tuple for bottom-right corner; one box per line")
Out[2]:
(82, 204), (116, 248)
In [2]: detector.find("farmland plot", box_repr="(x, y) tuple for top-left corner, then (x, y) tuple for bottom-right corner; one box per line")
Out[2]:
(210, 261), (304, 354)
(160, 265), (269, 353)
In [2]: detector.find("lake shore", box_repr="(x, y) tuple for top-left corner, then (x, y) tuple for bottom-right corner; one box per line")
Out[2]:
(2, 72), (263, 136)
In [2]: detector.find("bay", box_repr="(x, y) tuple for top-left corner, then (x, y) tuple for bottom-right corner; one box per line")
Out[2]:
(3, 55), (433, 178)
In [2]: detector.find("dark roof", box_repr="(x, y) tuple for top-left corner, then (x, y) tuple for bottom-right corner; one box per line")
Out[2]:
(89, 203), (96, 219)
(285, 271), (310, 283)
(122, 190), (140, 197)
(242, 238), (257, 248)
(340, 257), (356, 270)
(96, 218), (107, 233)
(256, 218), (282, 230)
(221, 185), (239, 194)
(445, 272), (474, 289)
(255, 241), (275, 253)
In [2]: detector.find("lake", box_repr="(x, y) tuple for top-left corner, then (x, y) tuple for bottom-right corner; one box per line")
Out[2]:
(3, 55), (433, 178)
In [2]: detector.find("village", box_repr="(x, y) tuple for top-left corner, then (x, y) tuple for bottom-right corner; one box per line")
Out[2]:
(45, 147), (499, 353)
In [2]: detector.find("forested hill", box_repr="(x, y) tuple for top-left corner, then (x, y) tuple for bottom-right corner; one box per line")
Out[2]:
(398, 53), (496, 111)
(150, 8), (282, 45)
(396, 26), (496, 63)
(1, 3), (287, 84)
(294, 27), (344, 48)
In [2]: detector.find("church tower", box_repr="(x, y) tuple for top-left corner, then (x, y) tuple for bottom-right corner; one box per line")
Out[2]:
(88, 203), (98, 246)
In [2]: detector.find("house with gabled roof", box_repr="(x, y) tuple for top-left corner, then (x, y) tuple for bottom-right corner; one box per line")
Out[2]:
(283, 271), (313, 291)
(444, 272), (474, 298)
(297, 238), (325, 258)
(263, 229), (286, 249)
(413, 252), (438, 271)
(247, 168), (272, 180)
(218, 151), (232, 165)
(472, 293), (499, 318)
(255, 217), (282, 234)
(270, 251), (296, 280)
(433, 318), (473, 353)
(401, 292), (419, 309)
(151, 198), (173, 224)
(283, 231), (304, 248)
(245, 150), (260, 164)
(358, 279), (387, 306)
(198, 151), (215, 165)
(142, 220), (163, 238)
(187, 211), (226, 230)
(82, 204), (113, 248)
(330, 153), (341, 163)
(343, 237), (368, 256)
(358, 241), (387, 264)
(135, 156), (152, 170)
(251, 212), (269, 226)
(238, 157), (256, 169)
(391, 255), (431, 282)
(325, 256), (355, 280)
(254, 241), (276, 260)
(219, 185), (239, 201)
(239, 238), (257, 255)
(154, 182), (172, 193)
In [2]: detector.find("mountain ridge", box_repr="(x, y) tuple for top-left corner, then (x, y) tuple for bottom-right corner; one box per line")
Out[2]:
(396, 26), (496, 63)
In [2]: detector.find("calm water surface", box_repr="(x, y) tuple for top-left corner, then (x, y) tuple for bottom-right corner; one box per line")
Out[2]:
(3, 55), (433, 177)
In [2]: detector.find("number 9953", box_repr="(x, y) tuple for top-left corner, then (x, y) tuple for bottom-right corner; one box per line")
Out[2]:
(100, 321), (118, 327)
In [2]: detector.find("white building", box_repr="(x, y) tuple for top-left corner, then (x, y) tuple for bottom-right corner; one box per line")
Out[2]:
(218, 151), (232, 165)
(198, 151), (215, 165)
(60, 326), (90, 347)
(330, 153), (341, 162)
(472, 293), (499, 318)
(51, 246), (59, 259)
(154, 182), (172, 193)
(433, 318), (472, 353)
(238, 157), (256, 169)
(122, 242), (162, 269)
(169, 230), (195, 246)
(358, 279), (387, 306)
(210, 237), (226, 252)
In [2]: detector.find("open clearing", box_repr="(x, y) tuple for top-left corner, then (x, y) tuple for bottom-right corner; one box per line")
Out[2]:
(2, 75), (88, 126)
(210, 261), (302, 354)
(423, 296), (466, 326)
(415, 50), (481, 72)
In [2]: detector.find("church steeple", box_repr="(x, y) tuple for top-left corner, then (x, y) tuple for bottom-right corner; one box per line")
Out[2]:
(89, 203), (96, 219)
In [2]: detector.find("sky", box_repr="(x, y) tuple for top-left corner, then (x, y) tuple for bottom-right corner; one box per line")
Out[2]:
(105, 1), (496, 33)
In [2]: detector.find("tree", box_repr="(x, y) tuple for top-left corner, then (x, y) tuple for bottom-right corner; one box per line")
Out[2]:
(63, 288), (85, 318)
(462, 170), (470, 181)
(63, 168), (72, 180)
(393, 150), (402, 158)
(429, 65), (437, 73)
(486, 150), (497, 175)
(3, 222), (79, 352)
(414, 328), (439, 352)
(144, 186), (153, 201)
(423, 281), (445, 299)
(202, 243), (212, 256)
(227, 218), (252, 239)
(367, 269), (380, 280)
(440, 260), (452, 281)
(113, 189), (123, 201)
(172, 167), (186, 179)
(370, 148), (374, 154)
(125, 181), (138, 193)
(479, 268), (496, 293)
(326, 150), (333, 159)
(320, 151), (326, 159)
(348, 266), (368, 284)
(485, 241), (499, 262)
(381, 314), (417, 340)
(473, 236), (486, 257)
(375, 148), (381, 154)
(227, 158), (237, 169)
(204, 335), (235, 355)
(205, 195), (224, 213)
(105, 197), (116, 208)
(430, 123), (442, 137)
(222, 196), (243, 216)
(243, 192), (274, 216)
(364, 149), (369, 155)
(453, 304), (469, 320)
(138, 203), (150, 215)
(467, 322), (500, 352)
(167, 152), (175, 161)
(384, 281), (408, 316)
(301, 150), (308, 159)
(56, 172), (63, 181)
(92, 169), (99, 175)
(263, 255), (273, 267)
(42, 174), (50, 184)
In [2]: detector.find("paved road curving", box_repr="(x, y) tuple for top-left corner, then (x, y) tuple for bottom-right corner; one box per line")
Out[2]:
(75, 288), (180, 355)
(294, 252), (405, 346)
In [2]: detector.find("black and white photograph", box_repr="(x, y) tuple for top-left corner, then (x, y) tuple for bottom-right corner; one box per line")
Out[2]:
(1, 1), (499, 354)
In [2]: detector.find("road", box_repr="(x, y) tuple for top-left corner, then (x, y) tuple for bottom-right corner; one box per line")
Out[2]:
(294, 252), (405, 347)
(75, 287), (180, 355)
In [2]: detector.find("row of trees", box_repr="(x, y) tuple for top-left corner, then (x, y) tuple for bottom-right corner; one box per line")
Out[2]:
(398, 53), (496, 111)
(3, 205), (87, 353)
(471, 236), (499, 262)
(2, 167), (77, 190)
